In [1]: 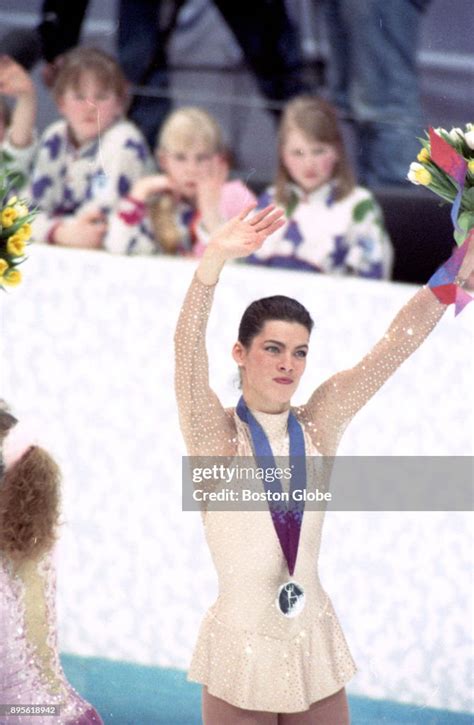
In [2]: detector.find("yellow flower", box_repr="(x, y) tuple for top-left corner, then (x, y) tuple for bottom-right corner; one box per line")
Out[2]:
(468, 159), (474, 174)
(0, 259), (9, 275)
(7, 235), (26, 256)
(16, 223), (32, 242)
(3, 269), (22, 286)
(417, 147), (430, 163)
(1, 207), (18, 228)
(407, 162), (432, 186)
(416, 167), (432, 185)
(7, 196), (18, 206)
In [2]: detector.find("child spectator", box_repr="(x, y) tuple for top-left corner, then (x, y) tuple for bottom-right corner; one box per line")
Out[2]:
(27, 47), (153, 249)
(106, 106), (256, 255)
(248, 96), (393, 279)
(0, 55), (37, 189)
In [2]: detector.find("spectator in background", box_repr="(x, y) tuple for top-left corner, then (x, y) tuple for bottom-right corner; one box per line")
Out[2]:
(119, 0), (307, 146)
(106, 106), (256, 255)
(248, 96), (393, 279)
(323, 0), (432, 187)
(34, 0), (307, 148)
(21, 47), (153, 249)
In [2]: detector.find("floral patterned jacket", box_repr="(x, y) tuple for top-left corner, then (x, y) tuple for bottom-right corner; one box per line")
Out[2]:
(247, 182), (393, 279)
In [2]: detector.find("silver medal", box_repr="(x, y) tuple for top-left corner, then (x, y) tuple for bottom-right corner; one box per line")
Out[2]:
(276, 581), (305, 618)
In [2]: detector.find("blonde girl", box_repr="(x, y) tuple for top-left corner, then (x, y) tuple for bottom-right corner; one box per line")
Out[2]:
(248, 96), (393, 278)
(106, 106), (256, 255)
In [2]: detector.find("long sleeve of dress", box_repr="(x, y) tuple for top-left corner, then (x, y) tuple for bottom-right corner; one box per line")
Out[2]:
(297, 286), (448, 454)
(174, 274), (237, 456)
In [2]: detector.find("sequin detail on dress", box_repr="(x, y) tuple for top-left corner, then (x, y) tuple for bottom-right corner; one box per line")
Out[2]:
(0, 552), (103, 724)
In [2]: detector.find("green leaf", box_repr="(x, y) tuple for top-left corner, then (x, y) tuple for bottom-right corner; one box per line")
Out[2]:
(286, 190), (299, 218)
(453, 212), (474, 245)
(0, 152), (27, 200)
(352, 198), (375, 222)
(461, 187), (474, 212)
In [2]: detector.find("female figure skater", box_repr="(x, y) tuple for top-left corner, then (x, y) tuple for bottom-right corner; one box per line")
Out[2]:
(175, 204), (472, 723)
(247, 96), (393, 279)
(0, 408), (103, 724)
(106, 106), (256, 256)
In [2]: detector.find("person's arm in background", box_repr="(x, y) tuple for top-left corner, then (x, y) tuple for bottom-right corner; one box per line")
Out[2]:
(105, 173), (174, 254)
(0, 56), (37, 185)
(38, 0), (89, 85)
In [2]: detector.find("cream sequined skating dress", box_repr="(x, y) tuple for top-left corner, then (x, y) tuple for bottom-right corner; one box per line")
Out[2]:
(174, 274), (446, 713)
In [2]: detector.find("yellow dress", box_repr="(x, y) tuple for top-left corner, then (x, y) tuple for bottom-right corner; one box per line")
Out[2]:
(174, 274), (446, 713)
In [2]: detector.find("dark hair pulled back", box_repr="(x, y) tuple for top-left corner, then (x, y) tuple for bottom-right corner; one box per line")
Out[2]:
(238, 296), (314, 348)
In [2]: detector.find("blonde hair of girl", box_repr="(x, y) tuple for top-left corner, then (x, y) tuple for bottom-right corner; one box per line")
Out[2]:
(275, 96), (355, 207)
(150, 107), (224, 254)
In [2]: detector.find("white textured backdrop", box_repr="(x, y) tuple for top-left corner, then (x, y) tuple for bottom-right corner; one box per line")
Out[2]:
(1, 245), (473, 713)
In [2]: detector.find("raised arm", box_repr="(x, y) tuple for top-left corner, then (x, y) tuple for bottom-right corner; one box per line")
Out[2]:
(104, 174), (172, 255)
(299, 234), (474, 452)
(0, 56), (37, 185)
(174, 205), (285, 456)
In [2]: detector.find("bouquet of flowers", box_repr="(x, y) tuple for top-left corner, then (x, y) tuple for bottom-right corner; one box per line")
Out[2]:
(408, 124), (474, 245)
(0, 169), (35, 289)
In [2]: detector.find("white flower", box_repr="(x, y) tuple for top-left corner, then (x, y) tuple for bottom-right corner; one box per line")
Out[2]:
(448, 127), (464, 142)
(464, 129), (474, 150)
(407, 162), (423, 184)
(13, 202), (29, 217)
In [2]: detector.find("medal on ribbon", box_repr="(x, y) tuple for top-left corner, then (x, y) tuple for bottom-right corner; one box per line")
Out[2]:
(277, 581), (305, 618)
(236, 397), (307, 617)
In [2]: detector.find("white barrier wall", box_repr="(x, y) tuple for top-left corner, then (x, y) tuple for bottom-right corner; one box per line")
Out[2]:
(1, 245), (473, 713)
